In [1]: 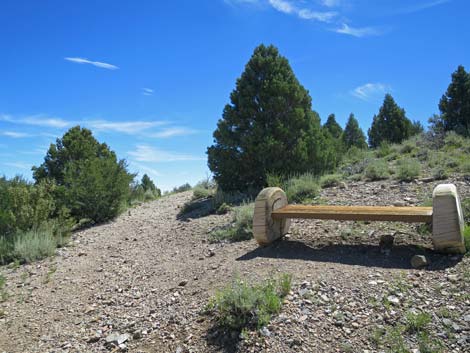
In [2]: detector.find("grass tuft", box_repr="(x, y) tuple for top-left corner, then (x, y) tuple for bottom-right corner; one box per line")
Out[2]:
(364, 160), (389, 181)
(13, 229), (57, 263)
(209, 203), (254, 242)
(396, 158), (421, 182)
(206, 274), (291, 331)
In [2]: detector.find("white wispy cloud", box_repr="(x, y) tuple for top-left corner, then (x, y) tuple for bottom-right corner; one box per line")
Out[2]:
(142, 88), (154, 96)
(88, 120), (167, 134)
(131, 162), (162, 178)
(1, 131), (32, 138)
(335, 23), (381, 37)
(150, 127), (198, 138)
(64, 57), (119, 70)
(396, 0), (451, 14)
(268, 0), (337, 22)
(129, 145), (204, 163)
(3, 162), (31, 170)
(321, 0), (341, 7)
(1, 114), (70, 128)
(351, 83), (391, 101)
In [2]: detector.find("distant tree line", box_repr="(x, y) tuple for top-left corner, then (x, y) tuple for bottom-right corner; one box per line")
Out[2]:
(208, 44), (469, 192)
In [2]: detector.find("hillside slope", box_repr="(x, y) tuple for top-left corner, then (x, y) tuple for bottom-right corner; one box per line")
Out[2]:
(0, 178), (469, 352)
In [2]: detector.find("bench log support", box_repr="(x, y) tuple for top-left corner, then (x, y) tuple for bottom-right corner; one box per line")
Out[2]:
(252, 184), (466, 254)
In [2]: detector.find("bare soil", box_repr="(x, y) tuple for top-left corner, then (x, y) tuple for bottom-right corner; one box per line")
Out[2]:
(1, 178), (469, 353)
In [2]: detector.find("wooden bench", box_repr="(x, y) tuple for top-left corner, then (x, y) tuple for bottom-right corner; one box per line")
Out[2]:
(253, 184), (466, 254)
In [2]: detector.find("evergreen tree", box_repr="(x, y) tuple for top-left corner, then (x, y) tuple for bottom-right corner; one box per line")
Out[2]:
(438, 65), (470, 136)
(207, 44), (335, 192)
(33, 126), (134, 222)
(323, 114), (343, 139)
(368, 94), (413, 148)
(342, 113), (367, 149)
(141, 174), (156, 192)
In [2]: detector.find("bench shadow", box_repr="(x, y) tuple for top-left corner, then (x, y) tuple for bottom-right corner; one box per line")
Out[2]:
(236, 239), (462, 270)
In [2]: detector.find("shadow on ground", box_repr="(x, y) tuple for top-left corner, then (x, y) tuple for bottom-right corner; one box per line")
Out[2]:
(204, 326), (242, 353)
(236, 239), (462, 270)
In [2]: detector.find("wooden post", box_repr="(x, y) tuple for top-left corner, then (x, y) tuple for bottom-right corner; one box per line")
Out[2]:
(432, 184), (466, 254)
(253, 187), (290, 245)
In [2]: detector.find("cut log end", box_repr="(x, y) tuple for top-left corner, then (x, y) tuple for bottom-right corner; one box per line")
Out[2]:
(253, 187), (290, 245)
(432, 184), (466, 254)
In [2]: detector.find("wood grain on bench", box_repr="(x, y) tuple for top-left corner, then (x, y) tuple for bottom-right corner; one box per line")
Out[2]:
(271, 205), (433, 223)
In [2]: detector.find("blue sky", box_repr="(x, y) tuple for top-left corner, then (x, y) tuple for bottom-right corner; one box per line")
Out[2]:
(0, 0), (469, 191)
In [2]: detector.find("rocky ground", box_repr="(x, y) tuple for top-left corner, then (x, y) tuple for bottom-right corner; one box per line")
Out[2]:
(0, 178), (469, 353)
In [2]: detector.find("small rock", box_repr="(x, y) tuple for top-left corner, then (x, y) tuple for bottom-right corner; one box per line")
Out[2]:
(86, 334), (101, 343)
(260, 327), (271, 337)
(411, 255), (428, 269)
(105, 332), (130, 346)
(179, 280), (188, 287)
(387, 296), (400, 305)
(393, 201), (406, 207)
(339, 182), (348, 189)
(448, 274), (459, 283)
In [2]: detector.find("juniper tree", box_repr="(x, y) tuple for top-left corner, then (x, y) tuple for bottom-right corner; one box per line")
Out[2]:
(207, 44), (335, 192)
(342, 113), (367, 149)
(368, 94), (413, 148)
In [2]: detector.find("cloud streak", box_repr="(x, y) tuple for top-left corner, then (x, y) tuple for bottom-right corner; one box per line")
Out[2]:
(142, 88), (154, 96)
(150, 127), (198, 138)
(1, 131), (32, 138)
(335, 23), (381, 37)
(129, 145), (204, 163)
(351, 83), (391, 101)
(268, 0), (337, 23)
(65, 57), (119, 70)
(396, 0), (451, 14)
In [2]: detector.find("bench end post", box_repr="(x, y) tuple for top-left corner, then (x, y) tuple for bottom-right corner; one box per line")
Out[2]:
(432, 184), (466, 254)
(253, 187), (290, 245)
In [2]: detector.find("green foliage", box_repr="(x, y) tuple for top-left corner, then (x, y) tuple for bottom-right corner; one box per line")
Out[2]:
(285, 173), (320, 203)
(33, 126), (134, 223)
(207, 44), (336, 192)
(368, 94), (413, 148)
(463, 225), (470, 253)
(210, 203), (254, 242)
(364, 160), (390, 181)
(376, 142), (393, 158)
(171, 183), (192, 193)
(320, 174), (343, 188)
(13, 229), (57, 263)
(405, 311), (431, 334)
(207, 274), (291, 331)
(324, 114), (343, 139)
(216, 203), (231, 215)
(192, 186), (214, 201)
(396, 158), (421, 182)
(342, 113), (367, 150)
(437, 65), (470, 137)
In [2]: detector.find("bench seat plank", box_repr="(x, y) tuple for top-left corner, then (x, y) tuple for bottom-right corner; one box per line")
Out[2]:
(271, 205), (433, 223)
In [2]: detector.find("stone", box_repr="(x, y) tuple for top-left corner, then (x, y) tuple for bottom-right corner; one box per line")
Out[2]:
(260, 326), (271, 337)
(411, 255), (428, 269)
(379, 234), (394, 251)
(393, 201), (406, 207)
(178, 280), (188, 287)
(387, 296), (400, 305)
(105, 332), (130, 346)
(448, 274), (458, 282)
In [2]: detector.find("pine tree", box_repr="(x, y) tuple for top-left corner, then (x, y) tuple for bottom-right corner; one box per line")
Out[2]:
(342, 113), (367, 149)
(438, 65), (470, 136)
(324, 114), (343, 139)
(207, 44), (335, 192)
(368, 94), (413, 148)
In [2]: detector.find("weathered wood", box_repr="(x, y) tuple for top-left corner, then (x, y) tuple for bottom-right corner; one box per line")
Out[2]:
(253, 187), (290, 245)
(432, 184), (466, 254)
(272, 205), (433, 223)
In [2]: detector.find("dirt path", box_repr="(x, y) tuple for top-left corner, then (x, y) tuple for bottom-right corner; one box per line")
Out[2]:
(1, 180), (469, 353)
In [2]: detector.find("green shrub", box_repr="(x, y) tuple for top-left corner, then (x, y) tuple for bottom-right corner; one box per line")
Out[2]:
(13, 229), (57, 263)
(207, 274), (291, 331)
(320, 174), (342, 188)
(462, 199), (470, 223)
(405, 311), (432, 333)
(364, 160), (389, 181)
(432, 167), (449, 180)
(216, 203), (231, 215)
(396, 158), (421, 182)
(458, 159), (470, 174)
(376, 142), (393, 158)
(209, 203), (254, 242)
(192, 186), (213, 201)
(266, 173), (285, 188)
(464, 225), (470, 253)
(285, 173), (320, 203)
